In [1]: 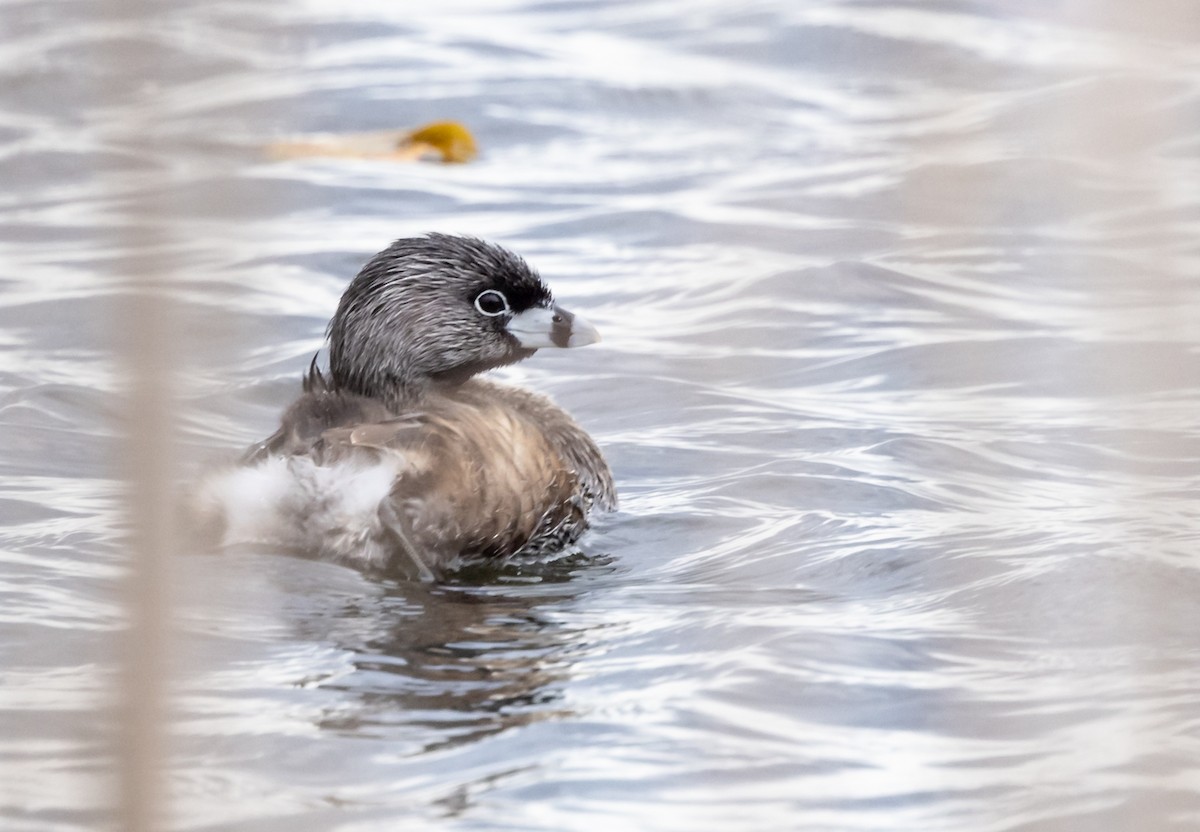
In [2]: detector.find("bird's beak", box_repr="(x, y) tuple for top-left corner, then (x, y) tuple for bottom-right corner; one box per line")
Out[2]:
(506, 304), (601, 349)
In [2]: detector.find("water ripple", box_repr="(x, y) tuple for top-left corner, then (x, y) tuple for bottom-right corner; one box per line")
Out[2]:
(2, 0), (1200, 829)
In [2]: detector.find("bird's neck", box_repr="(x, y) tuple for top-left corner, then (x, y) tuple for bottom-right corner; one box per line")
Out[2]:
(377, 373), (478, 412)
(333, 357), (490, 412)
(376, 375), (432, 412)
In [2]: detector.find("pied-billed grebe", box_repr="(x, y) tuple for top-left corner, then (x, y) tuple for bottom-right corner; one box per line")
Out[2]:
(196, 234), (616, 579)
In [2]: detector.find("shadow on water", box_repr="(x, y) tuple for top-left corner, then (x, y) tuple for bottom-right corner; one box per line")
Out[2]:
(295, 551), (617, 754)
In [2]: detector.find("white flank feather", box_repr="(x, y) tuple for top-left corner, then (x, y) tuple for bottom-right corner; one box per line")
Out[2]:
(195, 454), (407, 569)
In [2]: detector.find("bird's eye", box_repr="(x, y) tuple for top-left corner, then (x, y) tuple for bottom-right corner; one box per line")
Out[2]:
(474, 289), (510, 317)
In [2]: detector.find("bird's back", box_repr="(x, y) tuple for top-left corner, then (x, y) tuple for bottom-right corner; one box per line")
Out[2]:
(201, 374), (614, 578)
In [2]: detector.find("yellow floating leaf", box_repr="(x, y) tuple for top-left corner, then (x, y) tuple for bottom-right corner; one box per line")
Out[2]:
(267, 120), (479, 164)
(400, 121), (478, 164)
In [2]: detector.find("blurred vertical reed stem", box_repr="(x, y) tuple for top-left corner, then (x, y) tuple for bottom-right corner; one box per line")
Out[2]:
(117, 283), (173, 832)
(105, 5), (175, 831)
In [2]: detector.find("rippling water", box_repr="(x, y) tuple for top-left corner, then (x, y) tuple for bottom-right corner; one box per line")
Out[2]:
(3, 1), (1200, 829)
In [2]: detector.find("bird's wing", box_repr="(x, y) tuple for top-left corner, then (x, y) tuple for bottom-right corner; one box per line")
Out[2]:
(317, 414), (426, 451)
(240, 388), (397, 462)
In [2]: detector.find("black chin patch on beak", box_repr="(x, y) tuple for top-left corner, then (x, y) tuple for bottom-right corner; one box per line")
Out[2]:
(550, 306), (574, 348)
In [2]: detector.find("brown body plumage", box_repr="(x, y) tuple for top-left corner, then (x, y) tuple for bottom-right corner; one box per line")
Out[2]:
(196, 234), (615, 580)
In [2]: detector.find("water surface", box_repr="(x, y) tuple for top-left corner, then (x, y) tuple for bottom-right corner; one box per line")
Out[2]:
(2, 1), (1199, 830)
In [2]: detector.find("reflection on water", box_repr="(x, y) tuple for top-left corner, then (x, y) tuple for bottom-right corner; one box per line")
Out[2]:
(307, 556), (612, 753)
(2, 0), (1200, 829)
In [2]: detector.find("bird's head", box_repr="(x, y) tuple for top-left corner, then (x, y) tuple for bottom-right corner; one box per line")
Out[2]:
(328, 233), (600, 407)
